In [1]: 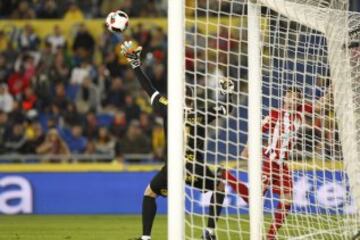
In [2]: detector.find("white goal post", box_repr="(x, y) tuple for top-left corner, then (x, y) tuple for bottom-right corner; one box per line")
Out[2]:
(167, 0), (185, 240)
(168, 0), (360, 239)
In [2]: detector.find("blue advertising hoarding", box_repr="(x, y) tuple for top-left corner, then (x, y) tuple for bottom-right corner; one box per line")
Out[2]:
(0, 171), (356, 215)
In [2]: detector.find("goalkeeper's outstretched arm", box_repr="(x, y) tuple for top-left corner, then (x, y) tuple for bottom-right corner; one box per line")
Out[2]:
(121, 41), (167, 115)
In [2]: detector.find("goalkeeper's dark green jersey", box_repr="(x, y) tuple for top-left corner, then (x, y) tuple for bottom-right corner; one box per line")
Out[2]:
(133, 66), (232, 163)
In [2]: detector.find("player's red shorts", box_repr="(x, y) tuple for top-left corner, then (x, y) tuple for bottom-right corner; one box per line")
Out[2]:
(262, 158), (293, 195)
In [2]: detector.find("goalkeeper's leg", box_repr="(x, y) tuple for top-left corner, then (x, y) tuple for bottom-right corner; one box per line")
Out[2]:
(140, 166), (167, 240)
(186, 162), (225, 239)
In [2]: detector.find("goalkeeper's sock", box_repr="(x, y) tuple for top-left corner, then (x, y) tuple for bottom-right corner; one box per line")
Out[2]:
(207, 190), (225, 229)
(223, 171), (249, 203)
(142, 196), (157, 237)
(267, 201), (291, 240)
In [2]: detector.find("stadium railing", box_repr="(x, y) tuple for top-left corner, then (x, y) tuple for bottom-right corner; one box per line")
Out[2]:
(0, 153), (154, 163)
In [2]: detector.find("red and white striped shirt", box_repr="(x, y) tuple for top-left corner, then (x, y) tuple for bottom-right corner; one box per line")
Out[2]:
(262, 104), (313, 163)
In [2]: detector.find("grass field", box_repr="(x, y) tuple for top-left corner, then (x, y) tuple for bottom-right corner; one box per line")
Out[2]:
(0, 215), (163, 240)
(0, 214), (353, 240)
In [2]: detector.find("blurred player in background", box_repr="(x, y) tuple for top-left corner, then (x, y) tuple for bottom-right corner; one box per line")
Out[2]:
(220, 86), (331, 240)
(121, 41), (234, 240)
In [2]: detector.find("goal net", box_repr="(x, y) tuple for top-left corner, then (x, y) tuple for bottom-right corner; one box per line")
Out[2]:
(179, 0), (360, 239)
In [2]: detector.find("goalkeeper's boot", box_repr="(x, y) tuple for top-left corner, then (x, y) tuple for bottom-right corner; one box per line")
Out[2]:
(201, 229), (216, 240)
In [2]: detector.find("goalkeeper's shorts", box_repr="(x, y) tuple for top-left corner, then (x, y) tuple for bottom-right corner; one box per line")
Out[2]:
(149, 162), (219, 197)
(150, 165), (168, 197)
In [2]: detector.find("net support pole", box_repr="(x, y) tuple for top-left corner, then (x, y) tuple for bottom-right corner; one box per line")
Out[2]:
(247, 1), (263, 240)
(168, 0), (185, 239)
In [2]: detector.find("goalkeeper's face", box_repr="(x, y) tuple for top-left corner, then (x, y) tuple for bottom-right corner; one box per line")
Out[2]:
(284, 91), (301, 111)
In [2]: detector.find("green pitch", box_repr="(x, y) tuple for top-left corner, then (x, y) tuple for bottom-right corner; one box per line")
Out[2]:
(0, 214), (350, 240)
(0, 215), (161, 240)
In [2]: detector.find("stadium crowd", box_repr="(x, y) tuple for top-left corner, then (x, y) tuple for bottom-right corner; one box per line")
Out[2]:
(0, 2), (167, 163)
(0, 0), (167, 19)
(0, 0), (344, 164)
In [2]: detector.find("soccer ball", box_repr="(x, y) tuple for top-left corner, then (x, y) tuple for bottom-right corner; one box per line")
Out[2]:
(105, 10), (129, 33)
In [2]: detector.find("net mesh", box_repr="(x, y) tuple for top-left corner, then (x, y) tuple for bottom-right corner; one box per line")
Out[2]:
(183, 0), (360, 239)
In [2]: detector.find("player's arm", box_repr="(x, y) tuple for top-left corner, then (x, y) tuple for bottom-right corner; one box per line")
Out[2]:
(207, 78), (235, 123)
(121, 41), (167, 115)
(240, 115), (271, 160)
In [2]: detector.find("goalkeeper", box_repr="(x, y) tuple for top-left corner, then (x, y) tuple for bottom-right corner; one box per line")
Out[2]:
(121, 41), (234, 240)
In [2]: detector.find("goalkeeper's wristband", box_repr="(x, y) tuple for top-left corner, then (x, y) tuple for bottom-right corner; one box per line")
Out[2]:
(129, 59), (141, 69)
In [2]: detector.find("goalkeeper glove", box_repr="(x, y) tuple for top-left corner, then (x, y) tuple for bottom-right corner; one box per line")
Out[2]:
(120, 41), (143, 69)
(219, 78), (235, 95)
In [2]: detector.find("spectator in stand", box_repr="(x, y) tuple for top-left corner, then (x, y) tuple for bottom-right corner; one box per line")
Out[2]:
(46, 25), (66, 53)
(111, 110), (127, 138)
(5, 123), (26, 153)
(84, 140), (97, 155)
(148, 27), (166, 60)
(22, 122), (45, 154)
(75, 77), (100, 113)
(135, 91), (153, 113)
(22, 87), (37, 111)
(84, 111), (98, 139)
(124, 95), (141, 122)
(0, 84), (14, 113)
(0, 111), (10, 153)
(72, 24), (95, 62)
(0, 54), (10, 84)
(139, 112), (152, 138)
(11, 0), (36, 19)
(150, 63), (166, 94)
(98, 25), (122, 60)
(52, 82), (69, 111)
(49, 51), (70, 84)
(49, 103), (62, 123)
(63, 102), (83, 126)
(105, 51), (123, 77)
(117, 120), (151, 161)
(152, 119), (165, 162)
(63, 2), (84, 21)
(133, 23), (151, 50)
(8, 55), (35, 98)
(36, 128), (70, 162)
(123, 68), (140, 93)
(37, 0), (59, 19)
(17, 24), (40, 51)
(60, 124), (87, 153)
(70, 61), (93, 85)
(96, 64), (111, 98)
(95, 127), (115, 155)
(37, 42), (54, 78)
(8, 100), (26, 124)
(103, 77), (126, 111)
